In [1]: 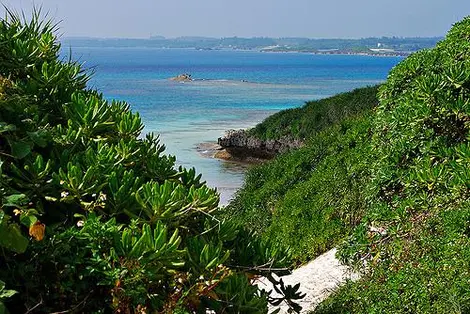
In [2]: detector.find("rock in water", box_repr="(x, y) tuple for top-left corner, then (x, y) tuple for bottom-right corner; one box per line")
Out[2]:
(217, 129), (303, 160)
(169, 73), (193, 82)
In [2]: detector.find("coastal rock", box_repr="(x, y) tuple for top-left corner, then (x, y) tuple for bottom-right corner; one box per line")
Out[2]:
(169, 73), (193, 82)
(213, 149), (232, 160)
(217, 129), (303, 160)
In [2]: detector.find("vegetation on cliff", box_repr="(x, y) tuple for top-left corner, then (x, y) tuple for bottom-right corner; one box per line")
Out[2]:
(217, 86), (378, 163)
(0, 11), (301, 313)
(247, 85), (379, 141)
(227, 16), (470, 313)
(224, 86), (378, 261)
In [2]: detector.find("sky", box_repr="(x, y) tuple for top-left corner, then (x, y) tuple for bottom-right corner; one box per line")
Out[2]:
(1, 0), (469, 39)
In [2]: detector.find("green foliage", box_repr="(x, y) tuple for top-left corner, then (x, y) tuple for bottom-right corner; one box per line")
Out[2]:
(4, 215), (185, 312)
(314, 16), (470, 313)
(0, 195), (30, 253)
(0, 280), (16, 314)
(0, 212), (28, 254)
(0, 9), (299, 313)
(225, 87), (378, 262)
(248, 85), (378, 141)
(317, 205), (470, 314)
(231, 15), (470, 314)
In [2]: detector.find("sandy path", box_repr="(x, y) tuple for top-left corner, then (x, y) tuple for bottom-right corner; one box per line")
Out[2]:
(257, 248), (360, 313)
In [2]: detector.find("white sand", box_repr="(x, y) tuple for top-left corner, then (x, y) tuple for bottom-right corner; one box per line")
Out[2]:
(257, 248), (360, 313)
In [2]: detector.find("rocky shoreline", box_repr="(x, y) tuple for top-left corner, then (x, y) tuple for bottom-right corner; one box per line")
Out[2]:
(217, 129), (303, 161)
(195, 142), (267, 164)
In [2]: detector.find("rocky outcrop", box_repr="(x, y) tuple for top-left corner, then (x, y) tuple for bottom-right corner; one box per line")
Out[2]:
(217, 129), (303, 160)
(169, 73), (192, 82)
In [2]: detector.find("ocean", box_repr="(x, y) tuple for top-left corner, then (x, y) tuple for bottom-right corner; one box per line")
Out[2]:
(64, 47), (402, 204)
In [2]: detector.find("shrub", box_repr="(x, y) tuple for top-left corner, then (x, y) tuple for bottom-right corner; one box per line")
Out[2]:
(316, 16), (470, 314)
(229, 14), (470, 314)
(224, 87), (378, 262)
(0, 10), (301, 313)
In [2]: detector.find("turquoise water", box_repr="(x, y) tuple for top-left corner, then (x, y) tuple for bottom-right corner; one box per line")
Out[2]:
(66, 47), (402, 204)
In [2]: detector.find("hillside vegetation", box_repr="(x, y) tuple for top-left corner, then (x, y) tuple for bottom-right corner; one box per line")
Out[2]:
(228, 16), (470, 313)
(0, 11), (302, 313)
(248, 85), (378, 141)
(225, 86), (378, 261)
(317, 16), (470, 313)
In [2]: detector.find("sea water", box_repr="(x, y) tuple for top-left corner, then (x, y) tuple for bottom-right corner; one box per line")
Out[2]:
(65, 47), (402, 204)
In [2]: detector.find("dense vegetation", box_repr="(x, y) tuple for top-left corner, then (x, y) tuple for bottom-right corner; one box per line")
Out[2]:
(3, 8), (469, 314)
(0, 11), (303, 314)
(225, 86), (378, 262)
(316, 16), (470, 313)
(247, 85), (378, 141)
(228, 16), (470, 313)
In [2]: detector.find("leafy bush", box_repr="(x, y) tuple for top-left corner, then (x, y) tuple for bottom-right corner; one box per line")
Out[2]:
(230, 14), (470, 314)
(315, 16), (470, 313)
(0, 10), (300, 313)
(224, 87), (378, 262)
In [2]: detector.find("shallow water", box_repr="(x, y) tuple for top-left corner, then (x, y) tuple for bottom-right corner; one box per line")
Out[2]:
(63, 47), (402, 204)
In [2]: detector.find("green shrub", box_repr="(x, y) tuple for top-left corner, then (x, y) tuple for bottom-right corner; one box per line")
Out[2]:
(229, 14), (470, 314)
(0, 10), (301, 313)
(225, 88), (377, 262)
(316, 16), (470, 314)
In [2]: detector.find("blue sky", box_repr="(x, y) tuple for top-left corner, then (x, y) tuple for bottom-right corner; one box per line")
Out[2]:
(2, 0), (469, 38)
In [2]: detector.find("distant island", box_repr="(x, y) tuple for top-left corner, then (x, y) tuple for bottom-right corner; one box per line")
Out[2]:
(62, 36), (442, 56)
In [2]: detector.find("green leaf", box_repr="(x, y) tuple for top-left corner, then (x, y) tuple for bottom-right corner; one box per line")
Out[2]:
(0, 280), (16, 314)
(27, 130), (48, 148)
(0, 301), (7, 314)
(10, 141), (31, 159)
(20, 214), (37, 227)
(0, 123), (16, 134)
(0, 222), (28, 253)
(0, 289), (16, 299)
(4, 194), (27, 207)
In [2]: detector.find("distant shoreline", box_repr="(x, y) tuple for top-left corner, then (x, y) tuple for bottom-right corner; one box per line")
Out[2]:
(62, 36), (439, 58)
(63, 45), (409, 58)
(259, 49), (409, 57)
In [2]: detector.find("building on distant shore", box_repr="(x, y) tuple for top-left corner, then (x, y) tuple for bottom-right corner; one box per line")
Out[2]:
(370, 48), (396, 53)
